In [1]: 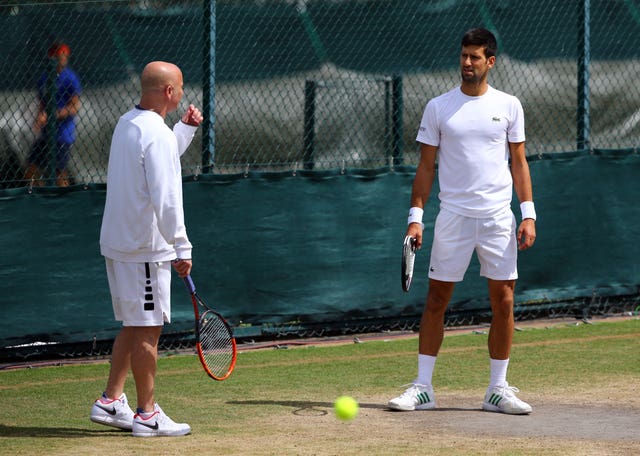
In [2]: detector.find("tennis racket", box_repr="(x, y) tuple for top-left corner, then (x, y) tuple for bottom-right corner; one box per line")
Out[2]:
(401, 236), (417, 292)
(181, 275), (237, 380)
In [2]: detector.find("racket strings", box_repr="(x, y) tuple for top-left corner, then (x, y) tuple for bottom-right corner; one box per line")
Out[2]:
(403, 238), (416, 270)
(198, 311), (235, 377)
(405, 250), (415, 270)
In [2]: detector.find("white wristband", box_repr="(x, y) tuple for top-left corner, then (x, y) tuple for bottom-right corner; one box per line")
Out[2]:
(408, 207), (424, 227)
(520, 201), (536, 221)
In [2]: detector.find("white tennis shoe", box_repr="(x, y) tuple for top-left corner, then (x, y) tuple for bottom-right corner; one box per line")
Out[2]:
(482, 383), (532, 414)
(388, 383), (436, 411)
(132, 403), (191, 437)
(90, 392), (135, 430)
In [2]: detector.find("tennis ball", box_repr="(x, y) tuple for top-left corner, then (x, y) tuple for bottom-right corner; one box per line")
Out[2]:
(334, 395), (359, 421)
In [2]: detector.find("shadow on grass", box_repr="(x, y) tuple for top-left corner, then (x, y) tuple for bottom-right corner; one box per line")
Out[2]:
(0, 424), (128, 438)
(227, 400), (480, 416)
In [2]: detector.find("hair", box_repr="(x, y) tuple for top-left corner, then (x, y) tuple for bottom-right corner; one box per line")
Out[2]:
(461, 28), (497, 58)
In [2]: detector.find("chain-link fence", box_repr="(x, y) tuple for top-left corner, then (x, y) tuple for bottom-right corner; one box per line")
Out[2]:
(1, 0), (640, 188)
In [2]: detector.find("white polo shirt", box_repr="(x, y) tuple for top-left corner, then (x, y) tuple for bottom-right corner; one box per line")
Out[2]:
(416, 86), (525, 218)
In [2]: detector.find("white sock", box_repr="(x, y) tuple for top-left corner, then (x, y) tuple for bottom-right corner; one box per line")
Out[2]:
(415, 354), (437, 386)
(489, 358), (509, 388)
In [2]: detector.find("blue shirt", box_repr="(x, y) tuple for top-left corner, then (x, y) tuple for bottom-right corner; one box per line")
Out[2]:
(37, 67), (82, 145)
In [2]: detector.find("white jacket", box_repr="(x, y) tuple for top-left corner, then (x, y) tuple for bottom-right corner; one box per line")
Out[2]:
(100, 107), (197, 263)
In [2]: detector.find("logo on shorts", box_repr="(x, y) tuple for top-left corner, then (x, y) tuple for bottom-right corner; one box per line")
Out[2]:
(430, 266), (435, 272)
(492, 116), (501, 122)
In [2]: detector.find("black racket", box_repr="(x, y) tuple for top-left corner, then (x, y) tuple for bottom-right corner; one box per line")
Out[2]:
(401, 236), (417, 292)
(182, 275), (237, 380)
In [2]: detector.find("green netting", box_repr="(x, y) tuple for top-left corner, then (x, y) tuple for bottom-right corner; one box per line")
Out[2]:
(1, 153), (639, 360)
(2, 1), (640, 360)
(2, 0), (640, 185)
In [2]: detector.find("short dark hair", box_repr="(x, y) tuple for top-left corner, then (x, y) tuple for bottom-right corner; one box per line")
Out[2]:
(461, 28), (497, 58)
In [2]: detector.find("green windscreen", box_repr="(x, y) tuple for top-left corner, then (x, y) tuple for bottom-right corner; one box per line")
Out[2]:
(1, 152), (639, 359)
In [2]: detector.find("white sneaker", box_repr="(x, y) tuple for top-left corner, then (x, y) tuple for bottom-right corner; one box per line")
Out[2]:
(388, 383), (436, 411)
(132, 403), (191, 437)
(90, 393), (135, 430)
(482, 383), (532, 415)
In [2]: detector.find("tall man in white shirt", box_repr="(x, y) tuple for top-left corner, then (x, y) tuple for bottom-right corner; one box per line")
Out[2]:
(90, 61), (203, 436)
(388, 28), (537, 414)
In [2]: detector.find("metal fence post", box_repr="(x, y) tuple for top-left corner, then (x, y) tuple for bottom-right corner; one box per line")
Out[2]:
(202, 0), (215, 173)
(46, 56), (58, 185)
(391, 74), (403, 166)
(577, 0), (591, 151)
(303, 79), (316, 170)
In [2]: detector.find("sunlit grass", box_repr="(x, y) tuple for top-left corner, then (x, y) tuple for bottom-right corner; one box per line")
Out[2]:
(0, 318), (638, 455)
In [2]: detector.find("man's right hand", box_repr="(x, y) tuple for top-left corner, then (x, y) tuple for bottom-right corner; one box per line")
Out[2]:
(172, 259), (193, 278)
(407, 223), (424, 249)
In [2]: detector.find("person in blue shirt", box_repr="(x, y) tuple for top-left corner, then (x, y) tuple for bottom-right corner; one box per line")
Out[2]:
(25, 42), (81, 187)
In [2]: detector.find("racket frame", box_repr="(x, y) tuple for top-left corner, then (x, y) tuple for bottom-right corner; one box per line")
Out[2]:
(401, 235), (417, 292)
(183, 275), (237, 381)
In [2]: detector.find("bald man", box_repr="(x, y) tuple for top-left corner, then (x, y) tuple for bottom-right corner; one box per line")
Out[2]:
(91, 62), (203, 437)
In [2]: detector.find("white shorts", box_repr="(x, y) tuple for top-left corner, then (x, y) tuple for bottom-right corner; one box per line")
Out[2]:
(105, 259), (172, 326)
(428, 208), (518, 282)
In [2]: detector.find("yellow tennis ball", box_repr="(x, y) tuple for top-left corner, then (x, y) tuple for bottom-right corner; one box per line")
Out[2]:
(334, 395), (359, 421)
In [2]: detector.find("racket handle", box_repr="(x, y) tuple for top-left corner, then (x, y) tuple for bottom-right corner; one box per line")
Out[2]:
(182, 275), (196, 294)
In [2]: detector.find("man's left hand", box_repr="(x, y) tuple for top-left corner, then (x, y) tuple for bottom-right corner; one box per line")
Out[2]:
(182, 104), (203, 127)
(517, 219), (536, 250)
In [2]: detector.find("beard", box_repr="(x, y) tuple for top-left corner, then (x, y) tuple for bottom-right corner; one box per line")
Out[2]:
(461, 68), (487, 84)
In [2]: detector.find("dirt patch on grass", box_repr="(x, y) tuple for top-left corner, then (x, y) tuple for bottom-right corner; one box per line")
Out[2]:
(222, 391), (640, 456)
(223, 316), (640, 455)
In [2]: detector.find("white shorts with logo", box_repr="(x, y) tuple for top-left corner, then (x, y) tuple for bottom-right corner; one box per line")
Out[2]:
(105, 259), (172, 326)
(428, 207), (518, 282)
